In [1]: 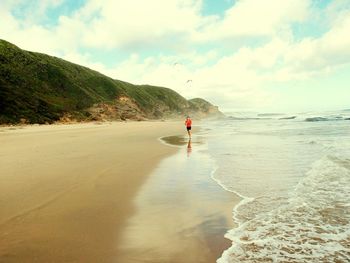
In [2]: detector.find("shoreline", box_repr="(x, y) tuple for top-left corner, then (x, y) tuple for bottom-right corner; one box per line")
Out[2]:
(117, 134), (240, 263)
(0, 121), (238, 263)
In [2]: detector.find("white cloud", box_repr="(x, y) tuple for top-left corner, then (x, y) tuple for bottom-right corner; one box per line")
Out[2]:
(1, 0), (350, 111)
(0, 1), (76, 55)
(275, 9), (350, 81)
(104, 6), (350, 109)
(78, 0), (204, 49)
(0, 0), (313, 54)
(193, 0), (311, 43)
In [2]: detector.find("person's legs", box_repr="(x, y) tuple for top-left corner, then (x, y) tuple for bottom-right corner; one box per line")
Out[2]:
(187, 127), (191, 138)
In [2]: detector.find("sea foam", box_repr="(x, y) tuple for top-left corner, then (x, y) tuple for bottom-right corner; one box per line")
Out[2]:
(218, 155), (350, 262)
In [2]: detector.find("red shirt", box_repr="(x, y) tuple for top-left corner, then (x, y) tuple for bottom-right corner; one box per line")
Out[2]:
(185, 119), (192, 127)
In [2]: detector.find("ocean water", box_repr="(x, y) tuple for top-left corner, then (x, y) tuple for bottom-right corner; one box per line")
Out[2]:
(200, 111), (350, 262)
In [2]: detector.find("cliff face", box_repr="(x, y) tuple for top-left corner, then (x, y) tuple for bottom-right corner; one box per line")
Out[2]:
(0, 39), (223, 124)
(188, 98), (224, 119)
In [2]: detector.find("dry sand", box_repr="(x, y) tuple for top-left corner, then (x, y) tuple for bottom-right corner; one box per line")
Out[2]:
(0, 122), (182, 262)
(0, 121), (238, 263)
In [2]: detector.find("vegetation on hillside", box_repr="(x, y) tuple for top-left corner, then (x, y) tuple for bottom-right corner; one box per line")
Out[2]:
(0, 39), (222, 124)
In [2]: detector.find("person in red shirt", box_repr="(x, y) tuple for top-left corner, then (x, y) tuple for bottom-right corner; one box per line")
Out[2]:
(185, 116), (192, 138)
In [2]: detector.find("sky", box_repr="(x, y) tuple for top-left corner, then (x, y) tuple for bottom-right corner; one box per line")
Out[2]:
(1, 0), (350, 113)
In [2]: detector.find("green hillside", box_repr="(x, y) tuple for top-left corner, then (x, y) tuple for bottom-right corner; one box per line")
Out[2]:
(0, 39), (222, 124)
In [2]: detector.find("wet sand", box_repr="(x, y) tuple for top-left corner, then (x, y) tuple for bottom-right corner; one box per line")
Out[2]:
(0, 122), (239, 263)
(117, 135), (240, 263)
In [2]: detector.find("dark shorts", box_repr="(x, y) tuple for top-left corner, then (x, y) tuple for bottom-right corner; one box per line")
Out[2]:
(186, 126), (192, 131)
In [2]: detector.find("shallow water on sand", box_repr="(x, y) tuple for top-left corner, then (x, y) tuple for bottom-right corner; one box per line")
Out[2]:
(117, 135), (239, 263)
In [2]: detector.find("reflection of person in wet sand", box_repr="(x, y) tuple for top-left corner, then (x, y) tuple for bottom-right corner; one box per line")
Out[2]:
(187, 138), (192, 157)
(185, 116), (192, 138)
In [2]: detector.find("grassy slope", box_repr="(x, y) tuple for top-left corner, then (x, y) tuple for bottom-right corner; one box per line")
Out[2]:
(0, 39), (220, 124)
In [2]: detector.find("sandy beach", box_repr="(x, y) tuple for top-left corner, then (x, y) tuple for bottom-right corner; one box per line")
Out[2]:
(0, 121), (238, 263)
(118, 135), (240, 263)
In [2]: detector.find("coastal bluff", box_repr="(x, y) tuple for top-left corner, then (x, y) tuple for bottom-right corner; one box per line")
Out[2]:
(0, 39), (223, 124)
